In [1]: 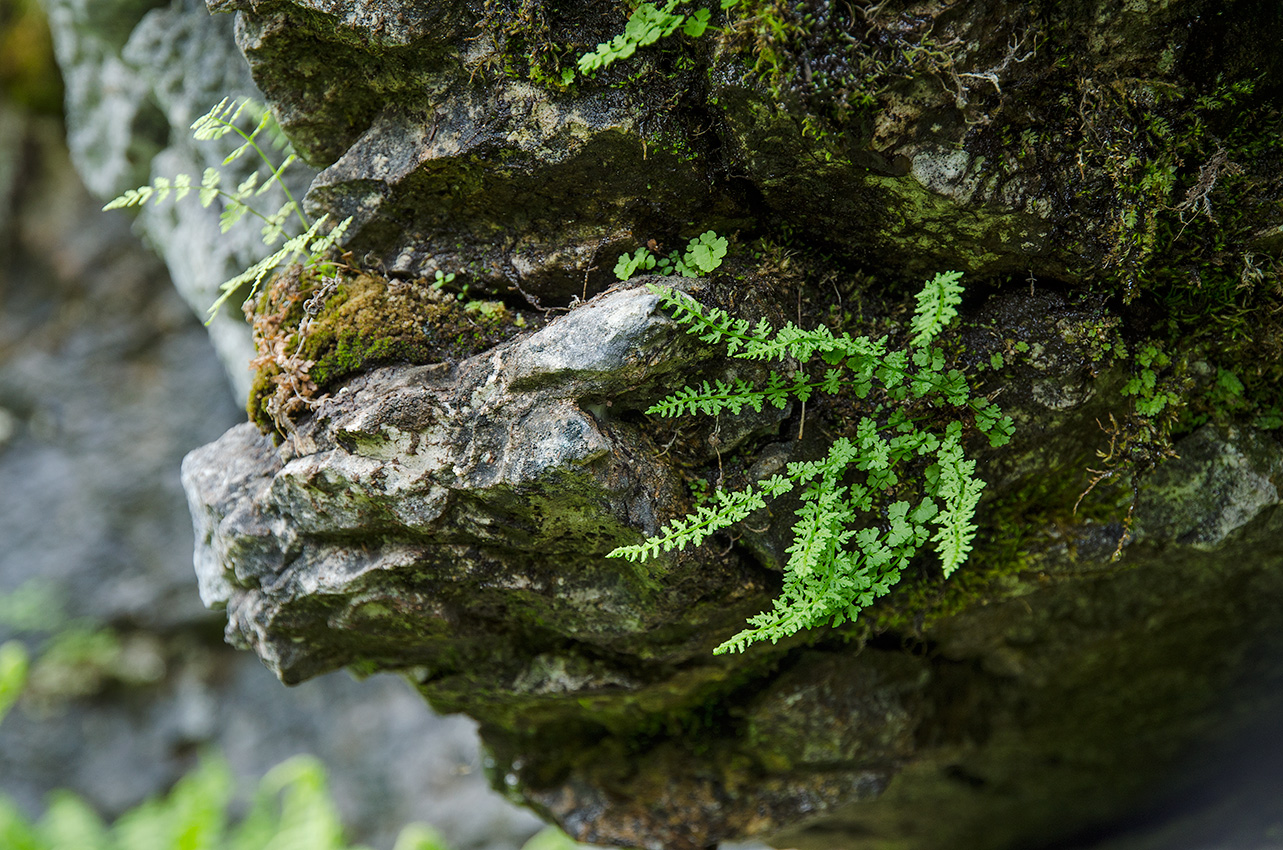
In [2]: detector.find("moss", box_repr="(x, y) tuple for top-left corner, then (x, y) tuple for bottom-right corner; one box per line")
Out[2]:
(477, 0), (586, 89)
(245, 265), (528, 436)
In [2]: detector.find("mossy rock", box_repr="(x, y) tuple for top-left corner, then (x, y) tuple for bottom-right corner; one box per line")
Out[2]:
(245, 265), (527, 435)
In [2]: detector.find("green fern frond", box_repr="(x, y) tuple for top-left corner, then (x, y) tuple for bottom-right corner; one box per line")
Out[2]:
(204, 215), (351, 324)
(104, 174), (198, 210)
(909, 269), (965, 348)
(578, 0), (688, 75)
(926, 433), (985, 577)
(198, 167), (221, 207)
(614, 247), (657, 280)
(612, 271), (1007, 653)
(645, 378), (782, 417)
(607, 485), (768, 561)
(105, 96), (335, 322)
(190, 96), (248, 140)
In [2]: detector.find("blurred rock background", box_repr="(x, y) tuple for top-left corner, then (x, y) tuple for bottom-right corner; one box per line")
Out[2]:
(0, 0), (544, 846)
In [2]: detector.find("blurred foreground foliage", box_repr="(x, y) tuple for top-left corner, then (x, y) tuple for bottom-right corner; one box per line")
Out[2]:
(0, 640), (594, 850)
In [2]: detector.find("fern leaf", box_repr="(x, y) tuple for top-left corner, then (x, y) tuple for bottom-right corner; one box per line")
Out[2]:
(260, 201), (295, 246)
(910, 270), (964, 348)
(232, 171), (260, 199)
(190, 97), (247, 141)
(927, 434), (985, 577)
(257, 153), (296, 196)
(784, 487), (852, 578)
(644, 377), (769, 417)
(205, 214), (344, 323)
(683, 231), (728, 274)
(219, 200), (248, 234)
(308, 215), (351, 257)
(102, 174), (197, 211)
(199, 168), (221, 207)
(607, 485), (766, 561)
(223, 139), (253, 165)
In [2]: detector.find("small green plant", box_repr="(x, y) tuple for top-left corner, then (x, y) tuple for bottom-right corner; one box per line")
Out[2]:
(0, 751), (452, 850)
(0, 641), (27, 725)
(609, 272), (1013, 654)
(104, 98), (351, 322)
(578, 0), (737, 75)
(614, 230), (729, 280)
(1122, 343), (1180, 416)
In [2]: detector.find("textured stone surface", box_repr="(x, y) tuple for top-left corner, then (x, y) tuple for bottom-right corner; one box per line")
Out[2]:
(183, 273), (1283, 848)
(185, 282), (782, 685)
(59, 0), (1283, 847)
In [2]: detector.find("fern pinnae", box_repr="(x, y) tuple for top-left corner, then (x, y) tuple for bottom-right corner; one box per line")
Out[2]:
(910, 269), (965, 348)
(195, 97), (309, 233)
(617, 271), (1008, 653)
(927, 433), (984, 576)
(607, 485), (766, 562)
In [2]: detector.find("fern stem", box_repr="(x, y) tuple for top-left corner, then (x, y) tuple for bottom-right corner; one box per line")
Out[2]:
(220, 117), (311, 232)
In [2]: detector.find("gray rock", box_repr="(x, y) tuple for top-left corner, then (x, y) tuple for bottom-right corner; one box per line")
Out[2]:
(38, 0), (1283, 847)
(42, 0), (315, 400)
(183, 282), (779, 685)
(185, 275), (1283, 849)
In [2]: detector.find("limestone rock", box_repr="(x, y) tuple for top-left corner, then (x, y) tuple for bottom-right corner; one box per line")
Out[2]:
(171, 0), (1283, 848)
(43, 0), (313, 400)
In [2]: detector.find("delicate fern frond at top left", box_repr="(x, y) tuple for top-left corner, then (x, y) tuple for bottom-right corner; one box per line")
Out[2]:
(104, 97), (352, 323)
(609, 273), (1013, 654)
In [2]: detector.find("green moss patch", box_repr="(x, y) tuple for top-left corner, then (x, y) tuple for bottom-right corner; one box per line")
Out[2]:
(246, 265), (527, 436)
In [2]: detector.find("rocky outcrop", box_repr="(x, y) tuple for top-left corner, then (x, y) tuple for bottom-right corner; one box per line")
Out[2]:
(171, 0), (1283, 848)
(184, 276), (1283, 848)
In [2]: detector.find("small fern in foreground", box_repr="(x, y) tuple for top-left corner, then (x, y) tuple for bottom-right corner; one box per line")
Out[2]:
(105, 97), (351, 323)
(609, 272), (1013, 654)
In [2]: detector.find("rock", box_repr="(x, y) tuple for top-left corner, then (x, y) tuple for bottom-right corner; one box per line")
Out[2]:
(48, 0), (1283, 847)
(184, 281), (785, 687)
(184, 268), (1283, 848)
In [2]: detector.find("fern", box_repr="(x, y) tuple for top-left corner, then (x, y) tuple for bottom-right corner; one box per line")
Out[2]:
(609, 273), (1013, 654)
(909, 269), (965, 348)
(577, 0), (733, 75)
(105, 98), (352, 323)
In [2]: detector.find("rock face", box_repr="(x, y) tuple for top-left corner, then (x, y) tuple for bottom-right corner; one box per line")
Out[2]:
(177, 1), (1283, 849)
(187, 283), (768, 685)
(42, 0), (314, 400)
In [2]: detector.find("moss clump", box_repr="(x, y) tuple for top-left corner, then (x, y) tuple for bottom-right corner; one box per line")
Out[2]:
(477, 0), (583, 88)
(246, 265), (527, 436)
